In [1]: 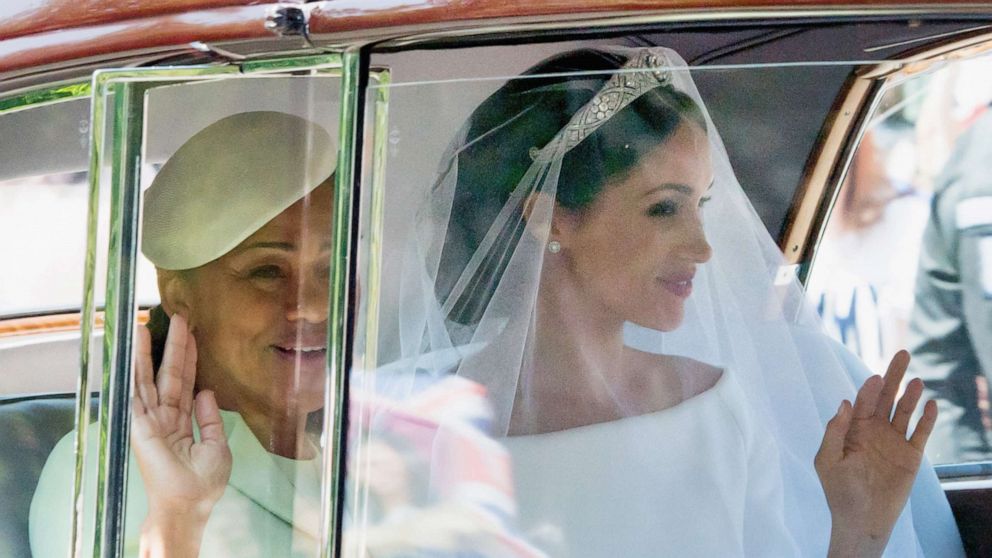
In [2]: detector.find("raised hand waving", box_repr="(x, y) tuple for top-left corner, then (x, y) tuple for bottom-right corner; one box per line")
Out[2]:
(816, 350), (937, 557)
(131, 314), (233, 557)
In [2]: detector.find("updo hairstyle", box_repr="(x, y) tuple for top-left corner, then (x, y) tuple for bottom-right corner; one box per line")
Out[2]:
(435, 48), (706, 326)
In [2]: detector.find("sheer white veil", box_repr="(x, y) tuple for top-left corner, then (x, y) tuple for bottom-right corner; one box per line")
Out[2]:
(367, 46), (961, 556)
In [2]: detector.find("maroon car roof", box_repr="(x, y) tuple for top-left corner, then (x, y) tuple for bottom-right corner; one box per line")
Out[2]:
(1, 1), (989, 74)
(2, 0), (990, 41)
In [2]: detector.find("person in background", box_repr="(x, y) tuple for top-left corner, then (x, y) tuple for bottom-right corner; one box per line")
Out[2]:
(908, 105), (992, 464)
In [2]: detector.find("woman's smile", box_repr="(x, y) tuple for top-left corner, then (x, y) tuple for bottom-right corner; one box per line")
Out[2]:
(658, 270), (695, 299)
(271, 343), (328, 368)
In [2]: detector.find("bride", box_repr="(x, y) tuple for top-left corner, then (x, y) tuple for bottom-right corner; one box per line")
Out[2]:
(371, 46), (964, 556)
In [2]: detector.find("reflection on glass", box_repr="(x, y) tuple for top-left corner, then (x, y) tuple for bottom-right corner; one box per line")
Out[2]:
(29, 74), (341, 557)
(345, 373), (540, 556)
(351, 46), (961, 557)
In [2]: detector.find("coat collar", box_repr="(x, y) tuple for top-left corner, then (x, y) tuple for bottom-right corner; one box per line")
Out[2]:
(222, 411), (322, 539)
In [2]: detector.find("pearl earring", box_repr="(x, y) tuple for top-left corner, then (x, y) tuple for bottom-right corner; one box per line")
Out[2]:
(548, 240), (561, 254)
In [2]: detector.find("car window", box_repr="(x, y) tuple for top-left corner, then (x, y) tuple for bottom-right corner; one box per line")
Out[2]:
(0, 93), (96, 558)
(0, 98), (90, 319)
(0, 98), (160, 322)
(808, 51), (992, 468)
(0, 94), (161, 400)
(346, 41), (945, 556)
(67, 73), (342, 558)
(4, 68), (347, 558)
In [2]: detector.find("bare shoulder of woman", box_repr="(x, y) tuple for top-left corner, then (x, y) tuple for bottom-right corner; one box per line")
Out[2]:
(625, 348), (722, 403)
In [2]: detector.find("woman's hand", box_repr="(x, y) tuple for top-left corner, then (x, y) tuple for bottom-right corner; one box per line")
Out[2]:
(815, 350), (937, 558)
(131, 314), (233, 558)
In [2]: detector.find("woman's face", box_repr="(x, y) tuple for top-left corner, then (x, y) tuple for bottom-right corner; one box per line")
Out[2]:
(556, 121), (713, 331)
(175, 184), (333, 416)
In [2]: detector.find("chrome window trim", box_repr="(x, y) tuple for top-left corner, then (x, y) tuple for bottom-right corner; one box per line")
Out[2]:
(321, 47), (362, 558)
(78, 55), (351, 558)
(0, 80), (89, 114)
(95, 78), (149, 558)
(937, 462), (992, 482)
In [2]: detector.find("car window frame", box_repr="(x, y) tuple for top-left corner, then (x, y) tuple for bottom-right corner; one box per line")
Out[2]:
(65, 55), (357, 558)
(795, 32), (992, 482)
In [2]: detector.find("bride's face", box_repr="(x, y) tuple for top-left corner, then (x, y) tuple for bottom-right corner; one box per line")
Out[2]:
(556, 121), (713, 331)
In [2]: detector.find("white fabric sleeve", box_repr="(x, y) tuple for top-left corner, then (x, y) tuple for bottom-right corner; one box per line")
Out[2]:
(719, 380), (805, 557)
(743, 428), (805, 556)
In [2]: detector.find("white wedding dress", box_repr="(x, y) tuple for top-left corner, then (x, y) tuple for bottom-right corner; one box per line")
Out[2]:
(501, 371), (802, 557)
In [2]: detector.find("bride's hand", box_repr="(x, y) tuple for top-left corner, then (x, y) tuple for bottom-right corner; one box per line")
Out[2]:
(815, 350), (936, 558)
(131, 314), (233, 557)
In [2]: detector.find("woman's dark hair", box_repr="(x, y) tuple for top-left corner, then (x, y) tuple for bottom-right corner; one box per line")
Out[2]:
(147, 304), (170, 371)
(437, 48), (705, 325)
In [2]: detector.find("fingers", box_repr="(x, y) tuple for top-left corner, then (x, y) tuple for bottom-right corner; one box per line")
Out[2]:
(134, 325), (158, 410)
(130, 391), (155, 443)
(816, 400), (852, 469)
(194, 390), (226, 445)
(853, 374), (884, 420)
(157, 314), (190, 409)
(178, 331), (198, 416)
(132, 386), (147, 417)
(892, 377), (924, 436)
(910, 399), (938, 451)
(875, 350), (910, 419)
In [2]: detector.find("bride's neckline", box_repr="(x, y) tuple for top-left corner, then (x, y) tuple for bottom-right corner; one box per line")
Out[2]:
(505, 355), (726, 438)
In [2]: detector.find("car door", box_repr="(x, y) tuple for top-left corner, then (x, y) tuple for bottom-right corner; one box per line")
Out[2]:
(5, 3), (992, 557)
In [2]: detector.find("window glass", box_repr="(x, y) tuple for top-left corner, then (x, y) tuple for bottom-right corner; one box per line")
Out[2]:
(0, 99), (92, 322)
(349, 43), (952, 556)
(0, 96), (157, 401)
(809, 52), (992, 466)
(0, 99), (158, 320)
(0, 169), (88, 316)
(0, 96), (95, 557)
(26, 74), (342, 558)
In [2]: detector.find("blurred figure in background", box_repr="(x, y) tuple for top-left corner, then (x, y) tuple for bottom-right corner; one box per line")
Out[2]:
(908, 103), (992, 464)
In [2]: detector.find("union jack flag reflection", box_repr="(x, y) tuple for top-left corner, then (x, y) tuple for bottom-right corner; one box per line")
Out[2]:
(345, 373), (546, 557)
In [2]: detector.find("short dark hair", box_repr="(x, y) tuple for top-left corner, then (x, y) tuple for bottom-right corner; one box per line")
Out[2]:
(436, 48), (705, 325)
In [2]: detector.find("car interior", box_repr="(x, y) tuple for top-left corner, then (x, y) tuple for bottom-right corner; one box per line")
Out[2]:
(3, 11), (992, 556)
